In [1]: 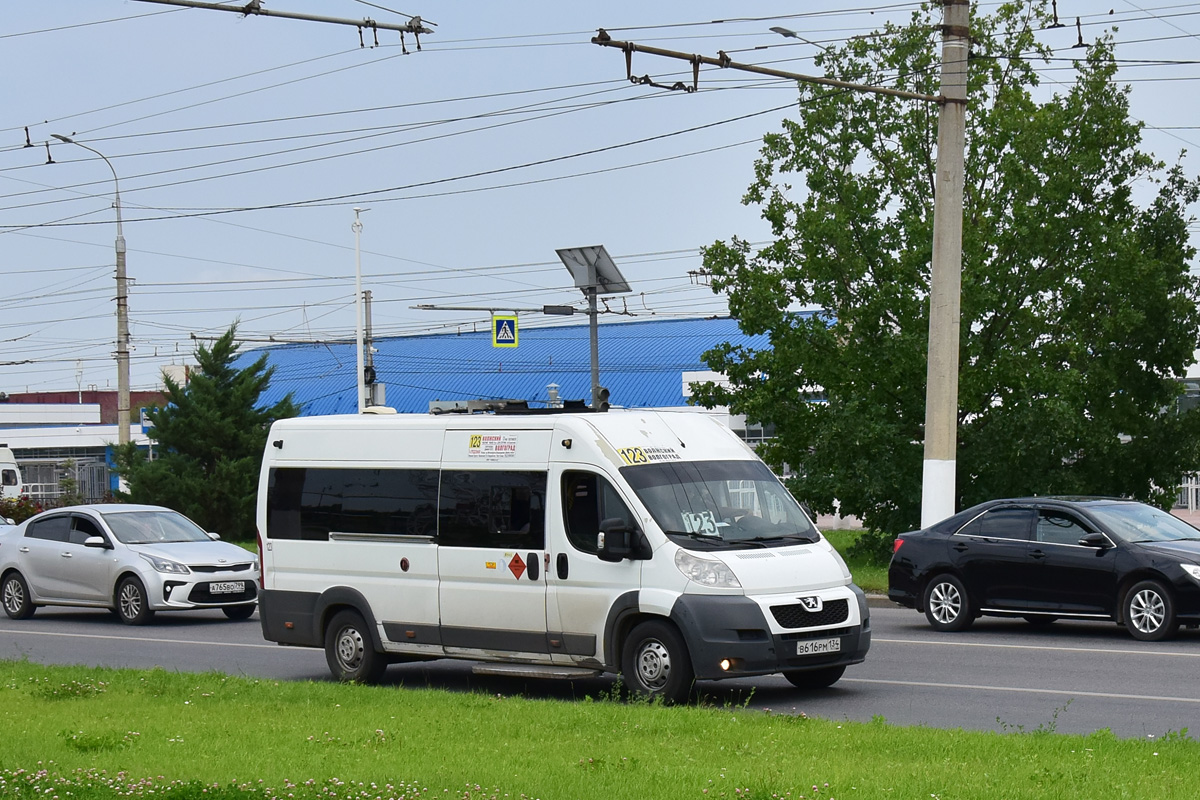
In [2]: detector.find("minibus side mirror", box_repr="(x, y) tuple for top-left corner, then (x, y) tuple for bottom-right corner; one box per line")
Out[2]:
(597, 517), (652, 563)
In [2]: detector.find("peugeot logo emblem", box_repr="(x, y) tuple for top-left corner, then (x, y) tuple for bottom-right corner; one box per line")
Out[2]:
(799, 596), (823, 613)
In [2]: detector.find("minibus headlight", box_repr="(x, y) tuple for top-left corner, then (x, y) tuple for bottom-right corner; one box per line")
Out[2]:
(674, 549), (741, 589)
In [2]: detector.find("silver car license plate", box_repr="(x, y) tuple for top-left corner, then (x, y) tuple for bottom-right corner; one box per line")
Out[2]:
(209, 581), (245, 595)
(796, 637), (841, 656)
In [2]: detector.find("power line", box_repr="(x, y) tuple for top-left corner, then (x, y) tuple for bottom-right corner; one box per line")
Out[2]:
(1, 100), (796, 228)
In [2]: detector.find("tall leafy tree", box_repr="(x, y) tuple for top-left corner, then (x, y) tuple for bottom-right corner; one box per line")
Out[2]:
(114, 325), (298, 540)
(692, 1), (1200, 541)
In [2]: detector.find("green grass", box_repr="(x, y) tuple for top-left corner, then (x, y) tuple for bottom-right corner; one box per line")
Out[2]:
(822, 529), (889, 594)
(0, 660), (1192, 799)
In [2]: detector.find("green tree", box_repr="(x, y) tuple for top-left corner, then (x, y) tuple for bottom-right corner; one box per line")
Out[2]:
(56, 459), (83, 507)
(114, 325), (298, 541)
(692, 1), (1200, 545)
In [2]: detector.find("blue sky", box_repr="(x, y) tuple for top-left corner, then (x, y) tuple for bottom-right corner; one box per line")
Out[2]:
(3, 1), (1198, 394)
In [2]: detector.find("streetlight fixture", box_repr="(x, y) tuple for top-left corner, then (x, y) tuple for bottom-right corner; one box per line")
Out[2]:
(768, 26), (828, 52)
(50, 134), (131, 446)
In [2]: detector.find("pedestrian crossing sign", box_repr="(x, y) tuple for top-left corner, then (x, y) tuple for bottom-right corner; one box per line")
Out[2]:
(492, 315), (518, 348)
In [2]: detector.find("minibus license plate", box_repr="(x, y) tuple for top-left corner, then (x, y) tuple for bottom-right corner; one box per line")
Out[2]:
(209, 581), (244, 595)
(796, 637), (841, 656)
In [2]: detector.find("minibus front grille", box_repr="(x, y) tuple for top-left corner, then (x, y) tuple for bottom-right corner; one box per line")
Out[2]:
(770, 598), (849, 629)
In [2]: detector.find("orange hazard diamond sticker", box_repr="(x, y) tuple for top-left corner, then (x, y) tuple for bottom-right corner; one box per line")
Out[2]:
(507, 552), (526, 580)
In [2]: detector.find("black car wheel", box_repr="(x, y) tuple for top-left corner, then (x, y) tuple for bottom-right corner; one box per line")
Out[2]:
(1, 572), (35, 620)
(923, 574), (974, 632)
(325, 610), (388, 683)
(783, 665), (846, 690)
(622, 620), (694, 704)
(222, 604), (255, 620)
(1123, 579), (1178, 641)
(115, 576), (155, 625)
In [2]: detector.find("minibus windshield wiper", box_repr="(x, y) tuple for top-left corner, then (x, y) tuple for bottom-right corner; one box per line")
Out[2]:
(664, 530), (723, 544)
(743, 533), (820, 544)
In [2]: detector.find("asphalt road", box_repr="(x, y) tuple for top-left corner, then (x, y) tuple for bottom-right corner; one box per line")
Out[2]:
(3, 603), (1198, 739)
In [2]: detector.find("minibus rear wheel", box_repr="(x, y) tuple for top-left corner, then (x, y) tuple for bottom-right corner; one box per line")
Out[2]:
(325, 609), (387, 683)
(622, 620), (694, 704)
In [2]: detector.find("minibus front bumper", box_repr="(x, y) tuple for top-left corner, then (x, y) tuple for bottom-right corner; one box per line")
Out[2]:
(669, 585), (871, 680)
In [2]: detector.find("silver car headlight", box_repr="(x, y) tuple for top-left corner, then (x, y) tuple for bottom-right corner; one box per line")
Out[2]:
(674, 549), (741, 588)
(1181, 563), (1200, 583)
(139, 553), (191, 575)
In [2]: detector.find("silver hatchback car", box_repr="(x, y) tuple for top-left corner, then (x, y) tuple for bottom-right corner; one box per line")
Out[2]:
(0, 504), (258, 624)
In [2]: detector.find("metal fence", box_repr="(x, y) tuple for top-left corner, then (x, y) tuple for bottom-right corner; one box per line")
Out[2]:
(1177, 474), (1200, 513)
(19, 458), (111, 506)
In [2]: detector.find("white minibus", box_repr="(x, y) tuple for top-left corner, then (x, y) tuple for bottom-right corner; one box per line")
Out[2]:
(256, 407), (870, 701)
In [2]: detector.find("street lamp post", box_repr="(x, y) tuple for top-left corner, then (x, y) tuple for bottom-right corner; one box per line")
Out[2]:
(51, 134), (131, 446)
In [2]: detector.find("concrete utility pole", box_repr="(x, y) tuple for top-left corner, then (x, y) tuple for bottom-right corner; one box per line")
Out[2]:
(921, 0), (970, 528)
(51, 135), (131, 446)
(593, 1), (969, 524)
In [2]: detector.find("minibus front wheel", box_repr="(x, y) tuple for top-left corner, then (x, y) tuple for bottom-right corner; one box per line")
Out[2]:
(622, 620), (694, 704)
(325, 609), (388, 683)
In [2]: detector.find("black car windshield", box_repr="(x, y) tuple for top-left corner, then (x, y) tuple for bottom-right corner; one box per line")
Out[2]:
(100, 510), (212, 545)
(1087, 502), (1200, 544)
(620, 459), (819, 550)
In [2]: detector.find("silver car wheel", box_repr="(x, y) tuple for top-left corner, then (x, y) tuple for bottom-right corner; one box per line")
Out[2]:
(3, 579), (24, 615)
(1129, 588), (1166, 634)
(335, 624), (366, 671)
(119, 582), (143, 620)
(929, 581), (962, 625)
(635, 638), (672, 691)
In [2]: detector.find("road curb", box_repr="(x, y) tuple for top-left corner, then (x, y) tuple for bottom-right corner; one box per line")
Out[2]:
(865, 593), (899, 609)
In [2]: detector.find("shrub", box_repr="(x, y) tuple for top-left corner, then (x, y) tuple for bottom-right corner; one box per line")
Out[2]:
(0, 495), (43, 524)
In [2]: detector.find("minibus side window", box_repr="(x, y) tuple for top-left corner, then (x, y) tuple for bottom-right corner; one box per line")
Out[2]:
(562, 471), (635, 555)
(1, 469), (16, 486)
(267, 467), (440, 540)
(438, 470), (546, 549)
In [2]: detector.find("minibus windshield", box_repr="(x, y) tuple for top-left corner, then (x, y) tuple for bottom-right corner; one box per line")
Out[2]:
(621, 459), (819, 550)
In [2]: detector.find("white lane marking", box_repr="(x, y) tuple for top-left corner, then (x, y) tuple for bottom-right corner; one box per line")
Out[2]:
(845, 677), (1200, 705)
(0, 627), (285, 650)
(874, 636), (1200, 659)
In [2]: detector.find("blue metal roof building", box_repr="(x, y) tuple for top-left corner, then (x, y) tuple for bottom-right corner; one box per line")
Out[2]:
(239, 316), (768, 416)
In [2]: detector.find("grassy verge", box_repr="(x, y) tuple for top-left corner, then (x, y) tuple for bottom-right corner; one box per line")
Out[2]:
(0, 660), (1192, 800)
(822, 530), (888, 593)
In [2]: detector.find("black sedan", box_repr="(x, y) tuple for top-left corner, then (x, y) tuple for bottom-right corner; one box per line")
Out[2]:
(888, 497), (1200, 641)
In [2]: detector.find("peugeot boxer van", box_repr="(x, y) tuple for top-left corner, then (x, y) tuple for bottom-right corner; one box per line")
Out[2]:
(256, 407), (870, 701)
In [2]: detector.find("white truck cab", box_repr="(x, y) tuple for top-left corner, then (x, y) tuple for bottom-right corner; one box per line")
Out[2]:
(256, 407), (870, 701)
